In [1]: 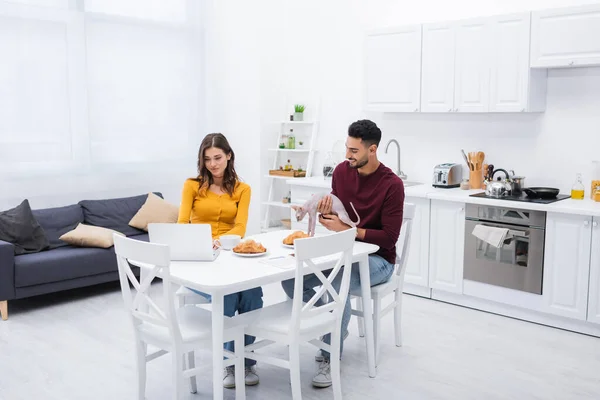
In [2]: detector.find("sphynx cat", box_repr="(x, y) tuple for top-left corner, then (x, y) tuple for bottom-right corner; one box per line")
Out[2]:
(292, 193), (360, 237)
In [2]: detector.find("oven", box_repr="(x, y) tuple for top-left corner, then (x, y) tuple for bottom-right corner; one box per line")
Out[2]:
(463, 203), (546, 295)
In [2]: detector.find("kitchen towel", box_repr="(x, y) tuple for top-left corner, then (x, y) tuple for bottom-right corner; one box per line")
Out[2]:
(472, 225), (509, 248)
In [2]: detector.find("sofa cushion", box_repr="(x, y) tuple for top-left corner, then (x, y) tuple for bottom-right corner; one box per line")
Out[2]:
(129, 193), (179, 231)
(0, 199), (49, 255)
(78, 193), (163, 237)
(60, 223), (125, 248)
(14, 245), (119, 287)
(32, 204), (84, 250)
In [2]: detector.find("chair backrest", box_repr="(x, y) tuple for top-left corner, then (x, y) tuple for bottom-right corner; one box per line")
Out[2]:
(113, 234), (182, 341)
(290, 228), (356, 334)
(395, 203), (416, 280)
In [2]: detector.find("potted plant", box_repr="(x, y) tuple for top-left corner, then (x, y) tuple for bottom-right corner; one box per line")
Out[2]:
(294, 104), (305, 121)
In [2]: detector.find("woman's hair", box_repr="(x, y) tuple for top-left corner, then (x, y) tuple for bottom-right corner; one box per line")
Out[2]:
(195, 133), (239, 196)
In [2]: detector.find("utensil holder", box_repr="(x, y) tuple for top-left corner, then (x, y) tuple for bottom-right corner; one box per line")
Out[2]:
(470, 169), (483, 189)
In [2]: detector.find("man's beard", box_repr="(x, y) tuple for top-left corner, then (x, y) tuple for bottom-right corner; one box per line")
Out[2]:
(348, 157), (368, 169)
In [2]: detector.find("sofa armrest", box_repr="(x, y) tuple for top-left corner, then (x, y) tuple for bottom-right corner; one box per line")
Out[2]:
(0, 240), (15, 300)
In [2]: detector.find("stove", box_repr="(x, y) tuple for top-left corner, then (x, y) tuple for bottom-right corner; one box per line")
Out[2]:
(469, 192), (571, 204)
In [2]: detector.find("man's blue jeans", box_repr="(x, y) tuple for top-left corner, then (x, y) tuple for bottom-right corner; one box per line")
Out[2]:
(188, 287), (263, 367)
(281, 254), (394, 360)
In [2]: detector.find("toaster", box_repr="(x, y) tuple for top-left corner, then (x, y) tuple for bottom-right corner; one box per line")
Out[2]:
(432, 163), (462, 188)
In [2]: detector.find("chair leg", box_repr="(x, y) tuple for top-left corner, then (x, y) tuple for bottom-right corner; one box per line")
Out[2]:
(187, 351), (197, 393)
(394, 289), (403, 347)
(234, 331), (246, 399)
(330, 326), (343, 400)
(373, 294), (382, 366)
(135, 341), (147, 400)
(356, 298), (365, 338)
(288, 343), (302, 400)
(172, 351), (184, 400)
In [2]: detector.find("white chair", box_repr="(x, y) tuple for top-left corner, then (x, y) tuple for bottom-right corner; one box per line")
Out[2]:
(236, 228), (357, 400)
(113, 234), (246, 400)
(350, 203), (415, 365)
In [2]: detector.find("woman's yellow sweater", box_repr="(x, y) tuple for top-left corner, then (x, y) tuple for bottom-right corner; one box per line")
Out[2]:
(177, 178), (251, 240)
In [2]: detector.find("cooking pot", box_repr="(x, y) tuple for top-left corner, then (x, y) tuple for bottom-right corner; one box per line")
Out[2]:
(522, 187), (560, 199)
(509, 170), (526, 195)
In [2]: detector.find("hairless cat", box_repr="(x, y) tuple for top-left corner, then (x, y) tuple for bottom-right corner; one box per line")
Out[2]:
(291, 193), (360, 237)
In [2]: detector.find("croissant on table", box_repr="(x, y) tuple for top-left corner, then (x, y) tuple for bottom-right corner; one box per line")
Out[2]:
(232, 239), (267, 254)
(283, 231), (310, 245)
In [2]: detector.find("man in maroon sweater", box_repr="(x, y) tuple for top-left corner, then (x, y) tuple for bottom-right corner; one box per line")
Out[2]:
(282, 119), (405, 388)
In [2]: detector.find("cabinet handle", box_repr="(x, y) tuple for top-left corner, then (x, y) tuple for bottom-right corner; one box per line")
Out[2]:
(584, 220), (590, 226)
(414, 108), (419, 112)
(569, 61), (575, 66)
(448, 108), (452, 112)
(594, 221), (598, 228)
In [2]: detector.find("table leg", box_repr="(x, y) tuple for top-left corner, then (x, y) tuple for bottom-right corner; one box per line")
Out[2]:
(212, 294), (225, 400)
(358, 254), (377, 378)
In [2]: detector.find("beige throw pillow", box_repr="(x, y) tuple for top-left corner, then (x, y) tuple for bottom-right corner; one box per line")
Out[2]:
(128, 192), (179, 231)
(59, 223), (124, 248)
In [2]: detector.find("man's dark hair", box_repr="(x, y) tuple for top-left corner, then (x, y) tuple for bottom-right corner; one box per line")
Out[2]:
(348, 119), (381, 148)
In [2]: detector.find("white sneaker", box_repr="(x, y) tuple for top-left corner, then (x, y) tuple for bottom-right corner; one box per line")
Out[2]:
(312, 360), (332, 388)
(315, 330), (349, 362)
(245, 366), (259, 386)
(223, 366), (235, 389)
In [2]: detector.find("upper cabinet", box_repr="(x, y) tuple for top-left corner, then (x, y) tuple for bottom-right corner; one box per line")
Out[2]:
(453, 18), (490, 113)
(531, 4), (600, 68)
(364, 26), (422, 112)
(421, 23), (456, 112)
(490, 13), (547, 112)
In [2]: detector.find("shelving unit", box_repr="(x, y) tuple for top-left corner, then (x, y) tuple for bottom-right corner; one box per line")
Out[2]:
(261, 101), (321, 231)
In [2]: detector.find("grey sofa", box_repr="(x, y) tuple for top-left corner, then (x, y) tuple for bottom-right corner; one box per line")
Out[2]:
(0, 193), (162, 320)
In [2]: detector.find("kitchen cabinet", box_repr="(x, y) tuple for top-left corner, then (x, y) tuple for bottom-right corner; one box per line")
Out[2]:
(587, 217), (600, 324)
(542, 212), (591, 321)
(403, 197), (430, 289)
(364, 26), (422, 112)
(420, 14), (546, 114)
(421, 22), (456, 113)
(429, 200), (465, 294)
(489, 13), (547, 112)
(531, 4), (600, 68)
(453, 18), (490, 113)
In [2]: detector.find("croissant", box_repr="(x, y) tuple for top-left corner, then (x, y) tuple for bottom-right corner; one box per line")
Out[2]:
(232, 239), (267, 254)
(283, 231), (310, 245)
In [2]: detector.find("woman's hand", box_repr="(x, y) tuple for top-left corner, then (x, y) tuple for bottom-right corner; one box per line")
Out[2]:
(213, 239), (221, 250)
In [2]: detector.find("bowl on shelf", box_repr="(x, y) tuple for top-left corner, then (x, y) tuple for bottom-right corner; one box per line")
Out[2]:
(281, 218), (291, 229)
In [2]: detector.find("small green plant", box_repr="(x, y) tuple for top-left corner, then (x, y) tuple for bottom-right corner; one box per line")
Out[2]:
(297, 167), (303, 172)
(294, 104), (305, 113)
(298, 141), (304, 146)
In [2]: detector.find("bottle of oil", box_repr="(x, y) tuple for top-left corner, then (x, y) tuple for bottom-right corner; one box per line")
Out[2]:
(571, 173), (585, 200)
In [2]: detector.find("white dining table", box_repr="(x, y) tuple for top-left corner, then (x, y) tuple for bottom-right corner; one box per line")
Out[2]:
(135, 230), (379, 400)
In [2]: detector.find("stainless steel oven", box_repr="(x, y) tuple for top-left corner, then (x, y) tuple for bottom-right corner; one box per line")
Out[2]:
(463, 203), (546, 294)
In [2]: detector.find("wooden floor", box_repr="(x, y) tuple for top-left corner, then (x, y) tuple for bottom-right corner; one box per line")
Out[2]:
(1, 281), (599, 400)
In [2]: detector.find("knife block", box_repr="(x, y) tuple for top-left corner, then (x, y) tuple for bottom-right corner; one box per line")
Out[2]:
(470, 169), (483, 189)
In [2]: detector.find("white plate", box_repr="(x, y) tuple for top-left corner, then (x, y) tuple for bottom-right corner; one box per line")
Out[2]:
(232, 251), (269, 258)
(281, 243), (295, 249)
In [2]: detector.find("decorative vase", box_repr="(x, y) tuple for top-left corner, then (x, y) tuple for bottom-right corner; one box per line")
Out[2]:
(293, 112), (303, 121)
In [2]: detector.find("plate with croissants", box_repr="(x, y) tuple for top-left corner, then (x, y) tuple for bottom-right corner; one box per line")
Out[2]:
(232, 239), (268, 257)
(281, 230), (310, 249)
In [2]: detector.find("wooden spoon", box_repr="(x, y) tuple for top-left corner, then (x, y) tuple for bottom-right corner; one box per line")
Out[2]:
(476, 152), (485, 170)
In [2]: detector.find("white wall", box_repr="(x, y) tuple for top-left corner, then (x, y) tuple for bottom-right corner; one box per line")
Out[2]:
(260, 0), (600, 198)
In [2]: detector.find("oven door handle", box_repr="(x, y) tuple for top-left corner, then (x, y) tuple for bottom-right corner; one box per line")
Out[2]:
(479, 223), (529, 239)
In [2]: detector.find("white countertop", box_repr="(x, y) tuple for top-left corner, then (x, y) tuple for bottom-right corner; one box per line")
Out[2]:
(287, 177), (600, 217)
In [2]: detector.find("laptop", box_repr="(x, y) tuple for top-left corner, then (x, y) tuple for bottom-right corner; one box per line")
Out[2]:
(148, 223), (220, 261)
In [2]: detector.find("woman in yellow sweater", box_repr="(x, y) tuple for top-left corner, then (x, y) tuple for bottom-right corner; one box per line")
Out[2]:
(177, 133), (261, 388)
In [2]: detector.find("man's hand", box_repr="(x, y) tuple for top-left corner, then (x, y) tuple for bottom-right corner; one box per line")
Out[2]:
(317, 195), (333, 215)
(319, 214), (350, 232)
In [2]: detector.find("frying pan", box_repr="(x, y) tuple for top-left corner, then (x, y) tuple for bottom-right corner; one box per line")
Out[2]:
(522, 187), (560, 199)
